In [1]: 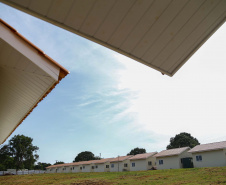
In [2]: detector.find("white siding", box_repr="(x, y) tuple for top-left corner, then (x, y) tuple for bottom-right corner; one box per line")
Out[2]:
(130, 159), (147, 171)
(192, 149), (226, 168)
(64, 166), (72, 173)
(130, 156), (156, 171)
(81, 165), (91, 173)
(104, 162), (110, 172)
(71, 166), (80, 173)
(156, 156), (180, 170)
(93, 164), (104, 173)
(110, 159), (130, 172)
(110, 162), (123, 172)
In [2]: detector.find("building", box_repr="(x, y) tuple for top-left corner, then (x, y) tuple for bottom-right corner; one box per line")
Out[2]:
(71, 162), (84, 173)
(109, 155), (133, 172)
(129, 152), (157, 171)
(90, 158), (114, 173)
(0, 19), (69, 144)
(46, 163), (67, 173)
(189, 141), (226, 168)
(79, 160), (96, 173)
(154, 147), (192, 170)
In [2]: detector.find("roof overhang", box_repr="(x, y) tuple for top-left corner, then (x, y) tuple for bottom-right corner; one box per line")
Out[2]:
(0, 0), (225, 76)
(0, 19), (69, 144)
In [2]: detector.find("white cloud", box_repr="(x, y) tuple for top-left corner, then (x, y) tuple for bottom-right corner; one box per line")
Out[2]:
(113, 23), (226, 146)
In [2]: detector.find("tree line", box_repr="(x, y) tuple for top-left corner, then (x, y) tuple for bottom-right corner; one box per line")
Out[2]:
(0, 132), (199, 170)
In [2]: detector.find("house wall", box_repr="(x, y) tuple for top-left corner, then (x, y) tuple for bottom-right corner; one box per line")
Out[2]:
(110, 162), (123, 172)
(122, 159), (130, 172)
(192, 149), (226, 168)
(130, 156), (156, 171)
(64, 166), (72, 173)
(81, 164), (91, 172)
(46, 168), (54, 173)
(71, 166), (79, 173)
(130, 159), (147, 171)
(104, 162), (111, 172)
(156, 156), (180, 170)
(93, 164), (105, 172)
(110, 159), (130, 172)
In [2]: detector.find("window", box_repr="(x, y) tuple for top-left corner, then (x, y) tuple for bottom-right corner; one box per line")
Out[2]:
(196, 155), (202, 161)
(132, 163), (135, 167)
(148, 161), (152, 165)
(83, 166), (85, 169)
(106, 165), (109, 168)
(80, 167), (82, 170)
(91, 166), (95, 169)
(124, 163), (128, 167)
(73, 167), (74, 170)
(111, 164), (114, 168)
(159, 160), (163, 165)
(96, 165), (98, 168)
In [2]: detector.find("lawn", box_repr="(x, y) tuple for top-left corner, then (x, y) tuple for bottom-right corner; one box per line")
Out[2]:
(0, 167), (226, 185)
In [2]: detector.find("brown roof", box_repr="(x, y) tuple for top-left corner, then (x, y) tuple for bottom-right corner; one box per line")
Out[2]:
(109, 155), (133, 163)
(129, 152), (157, 160)
(46, 158), (114, 168)
(46, 163), (74, 169)
(0, 19), (69, 144)
(91, 158), (114, 164)
(189, 141), (226, 153)
(154, 147), (190, 158)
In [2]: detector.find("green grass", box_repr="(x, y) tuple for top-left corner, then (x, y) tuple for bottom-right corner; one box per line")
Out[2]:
(0, 167), (226, 185)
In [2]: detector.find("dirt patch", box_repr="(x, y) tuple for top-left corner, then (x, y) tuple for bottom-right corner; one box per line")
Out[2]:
(70, 179), (113, 185)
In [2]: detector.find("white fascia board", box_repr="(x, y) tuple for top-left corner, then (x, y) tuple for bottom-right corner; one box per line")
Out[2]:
(0, 24), (60, 81)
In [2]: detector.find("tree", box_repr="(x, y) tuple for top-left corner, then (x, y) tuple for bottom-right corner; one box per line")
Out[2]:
(127, 147), (146, 155)
(73, 151), (100, 162)
(53, 161), (64, 165)
(166, 132), (200, 149)
(0, 145), (15, 170)
(8, 135), (39, 170)
(34, 162), (51, 170)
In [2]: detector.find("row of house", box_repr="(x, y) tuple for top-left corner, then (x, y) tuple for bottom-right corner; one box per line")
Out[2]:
(46, 141), (226, 173)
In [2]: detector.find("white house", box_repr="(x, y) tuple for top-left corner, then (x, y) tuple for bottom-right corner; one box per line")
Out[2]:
(109, 155), (133, 172)
(154, 147), (192, 170)
(46, 163), (67, 173)
(71, 162), (84, 173)
(90, 158), (113, 173)
(129, 152), (157, 171)
(189, 141), (226, 168)
(79, 160), (95, 173)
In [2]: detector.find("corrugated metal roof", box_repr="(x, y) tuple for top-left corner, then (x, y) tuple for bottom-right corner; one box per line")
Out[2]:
(1, 0), (225, 76)
(129, 152), (157, 160)
(0, 19), (69, 144)
(189, 141), (226, 153)
(154, 147), (190, 158)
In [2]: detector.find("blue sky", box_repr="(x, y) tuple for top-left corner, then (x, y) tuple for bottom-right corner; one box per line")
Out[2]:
(0, 2), (226, 164)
